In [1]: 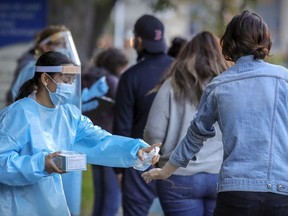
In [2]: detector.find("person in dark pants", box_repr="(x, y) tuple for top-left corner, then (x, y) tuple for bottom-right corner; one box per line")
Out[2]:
(142, 10), (288, 216)
(113, 14), (173, 216)
(82, 48), (129, 216)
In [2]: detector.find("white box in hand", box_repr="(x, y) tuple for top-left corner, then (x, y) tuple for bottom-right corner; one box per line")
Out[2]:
(54, 151), (87, 172)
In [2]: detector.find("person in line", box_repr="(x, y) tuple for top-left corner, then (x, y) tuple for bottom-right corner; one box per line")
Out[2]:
(142, 10), (288, 216)
(83, 47), (129, 131)
(144, 31), (231, 216)
(82, 47), (129, 216)
(0, 51), (160, 216)
(167, 36), (187, 58)
(113, 14), (173, 216)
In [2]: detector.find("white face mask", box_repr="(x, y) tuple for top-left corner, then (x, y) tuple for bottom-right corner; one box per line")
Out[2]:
(44, 74), (75, 105)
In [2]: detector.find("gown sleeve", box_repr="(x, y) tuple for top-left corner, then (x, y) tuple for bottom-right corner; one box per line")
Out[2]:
(73, 114), (149, 167)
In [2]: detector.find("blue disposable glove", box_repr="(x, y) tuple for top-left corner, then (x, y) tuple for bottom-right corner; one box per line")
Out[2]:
(82, 76), (109, 102)
(82, 100), (99, 113)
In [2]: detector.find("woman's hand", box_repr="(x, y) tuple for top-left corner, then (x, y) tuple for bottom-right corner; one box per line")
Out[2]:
(45, 152), (66, 174)
(138, 143), (161, 165)
(141, 168), (168, 183)
(141, 162), (178, 183)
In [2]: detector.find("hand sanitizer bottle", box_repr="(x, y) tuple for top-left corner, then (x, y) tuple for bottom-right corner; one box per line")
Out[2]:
(133, 146), (160, 171)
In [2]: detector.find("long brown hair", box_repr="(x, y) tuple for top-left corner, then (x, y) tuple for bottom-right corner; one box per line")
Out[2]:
(153, 31), (231, 106)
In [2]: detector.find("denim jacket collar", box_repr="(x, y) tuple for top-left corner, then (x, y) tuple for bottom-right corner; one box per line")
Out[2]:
(232, 55), (264, 73)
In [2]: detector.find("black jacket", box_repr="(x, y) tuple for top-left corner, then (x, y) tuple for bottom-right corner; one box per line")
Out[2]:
(113, 52), (173, 138)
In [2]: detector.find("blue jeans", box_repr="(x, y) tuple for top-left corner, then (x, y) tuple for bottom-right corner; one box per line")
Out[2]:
(214, 191), (288, 216)
(122, 167), (157, 216)
(91, 165), (121, 216)
(156, 172), (218, 216)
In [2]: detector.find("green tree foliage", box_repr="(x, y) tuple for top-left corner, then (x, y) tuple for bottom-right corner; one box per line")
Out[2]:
(149, 0), (258, 36)
(48, 0), (258, 63)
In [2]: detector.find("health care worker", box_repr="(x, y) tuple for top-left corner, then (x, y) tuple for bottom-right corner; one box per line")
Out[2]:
(11, 26), (81, 102)
(10, 27), (108, 215)
(0, 51), (160, 216)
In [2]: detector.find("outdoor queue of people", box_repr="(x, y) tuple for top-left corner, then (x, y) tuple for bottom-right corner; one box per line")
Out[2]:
(1, 9), (288, 216)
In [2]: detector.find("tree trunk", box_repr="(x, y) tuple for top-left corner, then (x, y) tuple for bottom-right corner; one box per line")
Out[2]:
(47, 0), (116, 64)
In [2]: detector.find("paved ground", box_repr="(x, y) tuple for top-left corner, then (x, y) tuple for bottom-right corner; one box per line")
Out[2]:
(116, 198), (164, 216)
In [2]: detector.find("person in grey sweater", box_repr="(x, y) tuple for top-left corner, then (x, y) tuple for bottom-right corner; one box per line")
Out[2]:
(143, 31), (232, 216)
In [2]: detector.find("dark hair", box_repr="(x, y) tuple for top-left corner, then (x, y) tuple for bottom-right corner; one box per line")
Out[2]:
(94, 48), (128, 76)
(221, 10), (272, 61)
(16, 51), (73, 100)
(167, 36), (188, 58)
(35, 51), (73, 67)
(151, 31), (231, 105)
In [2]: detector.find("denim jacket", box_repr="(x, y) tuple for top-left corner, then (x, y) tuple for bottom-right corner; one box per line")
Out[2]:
(170, 55), (288, 195)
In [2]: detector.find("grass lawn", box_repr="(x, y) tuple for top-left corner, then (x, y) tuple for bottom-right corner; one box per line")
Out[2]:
(81, 165), (94, 216)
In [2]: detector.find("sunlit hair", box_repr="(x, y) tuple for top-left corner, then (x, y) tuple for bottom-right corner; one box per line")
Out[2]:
(35, 25), (69, 46)
(221, 10), (272, 61)
(152, 31), (231, 106)
(34, 25), (69, 55)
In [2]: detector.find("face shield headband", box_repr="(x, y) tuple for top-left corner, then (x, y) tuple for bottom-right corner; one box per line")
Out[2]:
(35, 65), (81, 74)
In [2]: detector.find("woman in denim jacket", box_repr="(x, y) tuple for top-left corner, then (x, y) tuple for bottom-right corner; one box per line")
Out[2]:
(143, 31), (231, 216)
(142, 10), (288, 216)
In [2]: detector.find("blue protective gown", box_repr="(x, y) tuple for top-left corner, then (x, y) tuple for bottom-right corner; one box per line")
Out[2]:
(0, 97), (148, 216)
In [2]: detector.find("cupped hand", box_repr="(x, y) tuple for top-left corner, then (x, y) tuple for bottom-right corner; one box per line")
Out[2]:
(45, 151), (66, 174)
(142, 162), (178, 183)
(141, 168), (168, 183)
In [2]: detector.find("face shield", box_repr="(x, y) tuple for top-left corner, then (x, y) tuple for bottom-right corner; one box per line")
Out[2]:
(36, 65), (82, 109)
(39, 31), (81, 66)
